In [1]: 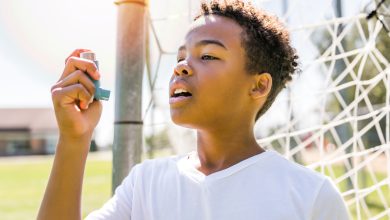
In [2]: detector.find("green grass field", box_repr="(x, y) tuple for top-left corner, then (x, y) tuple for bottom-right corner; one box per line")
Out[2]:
(0, 151), (388, 219)
(0, 153), (112, 219)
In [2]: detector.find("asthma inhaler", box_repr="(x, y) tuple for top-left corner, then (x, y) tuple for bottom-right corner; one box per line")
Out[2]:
(80, 52), (110, 101)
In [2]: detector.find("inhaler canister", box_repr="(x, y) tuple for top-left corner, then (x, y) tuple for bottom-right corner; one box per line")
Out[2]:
(80, 52), (110, 101)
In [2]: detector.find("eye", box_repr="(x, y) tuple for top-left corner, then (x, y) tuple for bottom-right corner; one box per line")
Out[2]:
(201, 55), (218, 61)
(177, 58), (185, 63)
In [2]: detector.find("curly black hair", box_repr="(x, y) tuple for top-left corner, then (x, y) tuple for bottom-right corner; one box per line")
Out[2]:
(195, 0), (299, 121)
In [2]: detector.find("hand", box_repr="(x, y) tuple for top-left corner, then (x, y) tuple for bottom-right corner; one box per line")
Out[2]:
(51, 49), (103, 140)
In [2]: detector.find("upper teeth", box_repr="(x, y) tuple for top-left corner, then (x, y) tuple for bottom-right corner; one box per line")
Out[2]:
(174, 89), (188, 94)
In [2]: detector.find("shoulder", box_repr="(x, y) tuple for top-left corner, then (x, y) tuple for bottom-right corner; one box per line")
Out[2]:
(311, 178), (350, 219)
(263, 151), (349, 219)
(261, 151), (330, 204)
(264, 150), (327, 184)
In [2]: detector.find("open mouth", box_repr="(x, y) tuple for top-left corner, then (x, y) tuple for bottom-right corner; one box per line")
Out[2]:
(171, 89), (192, 98)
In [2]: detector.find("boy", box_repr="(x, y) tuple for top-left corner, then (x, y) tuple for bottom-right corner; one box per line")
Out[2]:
(38, 1), (350, 219)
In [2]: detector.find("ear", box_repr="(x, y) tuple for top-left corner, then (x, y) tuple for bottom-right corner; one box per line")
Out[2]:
(249, 73), (272, 99)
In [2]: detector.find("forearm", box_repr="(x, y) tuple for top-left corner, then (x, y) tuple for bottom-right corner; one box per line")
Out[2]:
(37, 135), (91, 220)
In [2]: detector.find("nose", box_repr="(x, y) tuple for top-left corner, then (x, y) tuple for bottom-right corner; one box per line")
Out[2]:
(174, 60), (193, 77)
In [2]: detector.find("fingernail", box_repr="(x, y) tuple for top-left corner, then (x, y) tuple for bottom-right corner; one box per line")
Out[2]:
(89, 97), (94, 104)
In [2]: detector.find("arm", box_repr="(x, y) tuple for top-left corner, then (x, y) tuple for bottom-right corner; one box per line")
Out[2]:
(37, 136), (91, 220)
(37, 49), (102, 220)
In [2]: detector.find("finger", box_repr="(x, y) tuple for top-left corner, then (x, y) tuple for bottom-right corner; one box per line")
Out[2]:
(61, 56), (100, 82)
(87, 99), (102, 112)
(51, 83), (93, 110)
(64, 48), (91, 64)
(53, 70), (96, 99)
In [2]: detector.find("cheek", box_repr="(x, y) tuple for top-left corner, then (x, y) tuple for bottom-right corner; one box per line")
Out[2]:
(194, 60), (249, 102)
(198, 72), (246, 104)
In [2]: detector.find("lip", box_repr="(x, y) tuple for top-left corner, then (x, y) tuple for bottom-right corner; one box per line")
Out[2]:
(169, 95), (192, 106)
(169, 80), (193, 98)
(169, 79), (193, 106)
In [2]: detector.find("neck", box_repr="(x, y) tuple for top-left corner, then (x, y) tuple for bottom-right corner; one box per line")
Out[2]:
(194, 123), (264, 175)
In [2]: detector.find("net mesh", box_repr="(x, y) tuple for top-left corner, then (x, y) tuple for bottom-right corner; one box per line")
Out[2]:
(143, 0), (390, 219)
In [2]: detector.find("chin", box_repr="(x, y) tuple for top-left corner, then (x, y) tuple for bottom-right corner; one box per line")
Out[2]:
(170, 109), (198, 129)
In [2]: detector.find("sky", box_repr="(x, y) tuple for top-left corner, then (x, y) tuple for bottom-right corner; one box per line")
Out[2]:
(0, 0), (371, 148)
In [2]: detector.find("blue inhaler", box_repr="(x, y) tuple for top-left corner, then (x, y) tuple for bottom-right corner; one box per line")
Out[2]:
(80, 52), (110, 101)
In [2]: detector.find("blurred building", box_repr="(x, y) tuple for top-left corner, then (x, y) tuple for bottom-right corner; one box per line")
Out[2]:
(0, 108), (58, 156)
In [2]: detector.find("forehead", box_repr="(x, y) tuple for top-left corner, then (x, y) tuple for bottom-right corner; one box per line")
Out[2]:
(181, 15), (244, 50)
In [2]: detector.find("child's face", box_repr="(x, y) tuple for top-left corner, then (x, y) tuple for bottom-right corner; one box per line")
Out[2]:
(169, 15), (256, 129)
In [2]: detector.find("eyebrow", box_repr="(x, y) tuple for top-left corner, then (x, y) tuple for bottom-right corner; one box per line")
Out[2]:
(178, 39), (227, 52)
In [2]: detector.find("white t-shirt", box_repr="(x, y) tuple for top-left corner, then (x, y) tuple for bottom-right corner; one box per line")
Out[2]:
(86, 150), (350, 220)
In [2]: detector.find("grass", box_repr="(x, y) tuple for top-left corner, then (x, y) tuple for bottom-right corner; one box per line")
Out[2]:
(0, 153), (112, 219)
(0, 149), (173, 220)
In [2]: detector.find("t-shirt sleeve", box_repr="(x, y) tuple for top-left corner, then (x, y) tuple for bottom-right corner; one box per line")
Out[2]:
(311, 178), (350, 220)
(85, 164), (139, 220)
